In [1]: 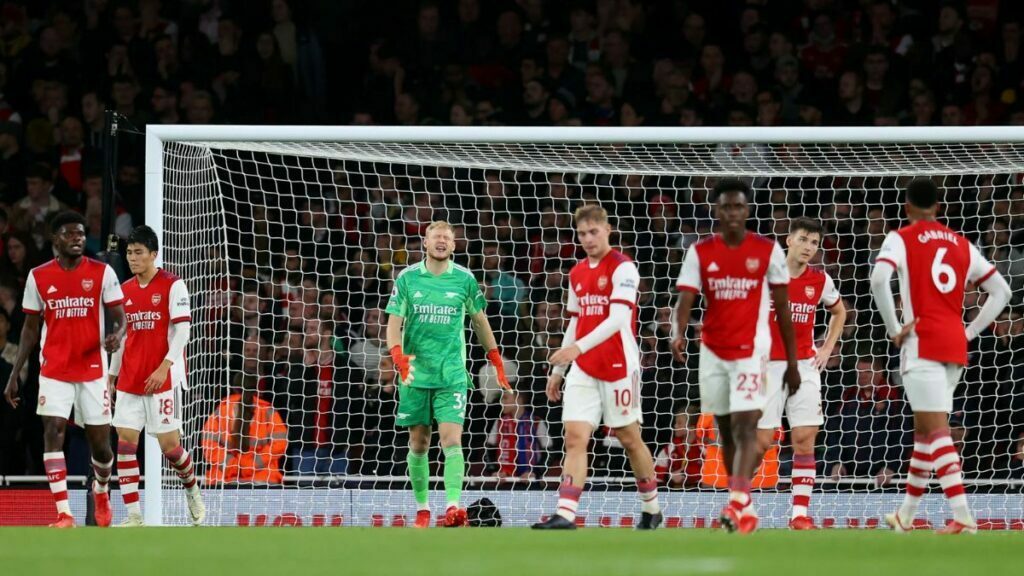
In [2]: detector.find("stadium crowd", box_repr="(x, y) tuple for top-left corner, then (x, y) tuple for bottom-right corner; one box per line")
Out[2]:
(1, 0), (1024, 489)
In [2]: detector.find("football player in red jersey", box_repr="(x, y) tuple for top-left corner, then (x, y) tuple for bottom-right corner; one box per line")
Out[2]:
(871, 178), (1011, 534)
(756, 218), (847, 530)
(108, 225), (205, 526)
(4, 211), (125, 527)
(533, 205), (661, 530)
(673, 179), (800, 534)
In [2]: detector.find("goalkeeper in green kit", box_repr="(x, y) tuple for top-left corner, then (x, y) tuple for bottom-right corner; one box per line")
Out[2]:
(385, 221), (512, 528)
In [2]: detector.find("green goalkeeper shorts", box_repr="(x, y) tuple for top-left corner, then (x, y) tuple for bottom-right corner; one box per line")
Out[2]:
(396, 385), (469, 427)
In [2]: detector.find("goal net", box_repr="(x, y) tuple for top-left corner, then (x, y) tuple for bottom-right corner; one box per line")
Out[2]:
(145, 126), (1024, 528)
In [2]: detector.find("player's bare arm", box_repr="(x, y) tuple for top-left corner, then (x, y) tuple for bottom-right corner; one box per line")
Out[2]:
(672, 290), (696, 363)
(104, 303), (126, 354)
(770, 284), (801, 394)
(813, 298), (848, 370)
(869, 261), (917, 348)
(470, 310), (511, 390)
(3, 314), (41, 408)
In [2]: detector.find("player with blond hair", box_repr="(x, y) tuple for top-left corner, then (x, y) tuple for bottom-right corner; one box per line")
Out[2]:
(386, 220), (511, 527)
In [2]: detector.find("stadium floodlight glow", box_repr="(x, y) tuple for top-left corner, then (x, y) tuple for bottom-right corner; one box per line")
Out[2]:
(145, 126), (1024, 527)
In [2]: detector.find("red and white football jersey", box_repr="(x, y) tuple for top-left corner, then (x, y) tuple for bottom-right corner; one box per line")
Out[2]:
(769, 266), (840, 361)
(566, 249), (640, 381)
(22, 258), (124, 382)
(875, 220), (996, 366)
(118, 269), (191, 395)
(676, 233), (789, 360)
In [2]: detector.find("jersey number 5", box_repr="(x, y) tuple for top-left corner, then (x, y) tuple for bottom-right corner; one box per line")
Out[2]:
(931, 248), (957, 294)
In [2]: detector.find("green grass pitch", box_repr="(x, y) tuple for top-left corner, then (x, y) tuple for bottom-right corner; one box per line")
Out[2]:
(1, 527), (1020, 576)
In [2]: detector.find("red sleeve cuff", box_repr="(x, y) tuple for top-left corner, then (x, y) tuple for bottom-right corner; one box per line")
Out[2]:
(876, 257), (897, 269)
(171, 316), (191, 324)
(976, 267), (997, 285)
(104, 299), (124, 307)
(825, 299), (842, 310)
(610, 298), (636, 309)
(676, 285), (699, 293)
(566, 310), (579, 318)
(22, 308), (40, 315)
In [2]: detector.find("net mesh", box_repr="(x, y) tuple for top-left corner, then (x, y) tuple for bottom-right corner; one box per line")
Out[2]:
(158, 138), (1024, 527)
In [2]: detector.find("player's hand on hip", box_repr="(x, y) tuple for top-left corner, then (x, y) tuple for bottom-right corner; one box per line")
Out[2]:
(891, 319), (918, 349)
(3, 374), (19, 408)
(545, 373), (564, 403)
(486, 348), (512, 391)
(107, 376), (117, 402)
(784, 362), (801, 395)
(671, 337), (687, 363)
(548, 344), (581, 366)
(389, 345), (415, 384)
(104, 334), (121, 353)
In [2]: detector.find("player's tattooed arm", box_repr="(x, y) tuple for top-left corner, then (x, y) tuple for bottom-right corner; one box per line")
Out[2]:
(3, 314), (40, 408)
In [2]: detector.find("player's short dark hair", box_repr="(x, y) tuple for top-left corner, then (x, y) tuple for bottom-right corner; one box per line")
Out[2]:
(789, 217), (823, 237)
(906, 177), (938, 209)
(712, 178), (751, 202)
(127, 225), (159, 252)
(50, 210), (86, 234)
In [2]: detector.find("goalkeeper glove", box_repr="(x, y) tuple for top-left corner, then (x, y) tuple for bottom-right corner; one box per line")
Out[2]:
(486, 348), (512, 391)
(389, 345), (415, 383)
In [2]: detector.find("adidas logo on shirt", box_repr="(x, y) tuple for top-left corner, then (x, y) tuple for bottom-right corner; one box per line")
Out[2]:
(47, 285), (58, 294)
(126, 299), (133, 306)
(445, 292), (458, 298)
(708, 262), (720, 272)
(576, 284), (583, 292)
(414, 291), (424, 298)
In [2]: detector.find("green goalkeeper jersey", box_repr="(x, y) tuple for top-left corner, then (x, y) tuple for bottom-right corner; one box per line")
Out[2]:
(384, 259), (486, 390)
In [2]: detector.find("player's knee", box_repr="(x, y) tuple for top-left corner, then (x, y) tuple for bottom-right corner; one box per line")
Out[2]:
(156, 434), (180, 453)
(564, 431), (589, 453)
(439, 434), (461, 450)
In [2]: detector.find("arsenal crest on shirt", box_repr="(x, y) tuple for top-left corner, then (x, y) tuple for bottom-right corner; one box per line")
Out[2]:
(745, 258), (760, 273)
(152, 293), (162, 306)
(805, 286), (816, 299)
(81, 279), (94, 291)
(597, 275), (608, 289)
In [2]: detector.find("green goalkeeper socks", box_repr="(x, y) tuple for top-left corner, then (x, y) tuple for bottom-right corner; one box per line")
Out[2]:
(407, 451), (430, 510)
(442, 445), (464, 508)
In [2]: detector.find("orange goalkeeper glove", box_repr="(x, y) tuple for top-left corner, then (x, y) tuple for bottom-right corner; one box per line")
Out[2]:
(389, 345), (415, 383)
(486, 348), (512, 391)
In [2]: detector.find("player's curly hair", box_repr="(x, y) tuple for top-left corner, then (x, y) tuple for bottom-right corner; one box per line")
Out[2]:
(711, 178), (751, 202)
(907, 177), (938, 209)
(49, 210), (86, 235)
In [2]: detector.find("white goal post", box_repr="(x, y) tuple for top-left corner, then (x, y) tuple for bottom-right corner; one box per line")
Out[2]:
(142, 126), (1024, 528)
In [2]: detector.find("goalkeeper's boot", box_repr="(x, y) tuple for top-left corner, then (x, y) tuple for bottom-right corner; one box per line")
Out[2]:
(936, 520), (977, 535)
(737, 509), (759, 534)
(443, 506), (468, 527)
(531, 514), (577, 530)
(49, 513), (75, 528)
(413, 510), (432, 528)
(884, 511), (912, 533)
(116, 513), (145, 527)
(789, 516), (816, 530)
(718, 505), (740, 533)
(94, 484), (113, 527)
(635, 511), (663, 530)
(185, 486), (206, 526)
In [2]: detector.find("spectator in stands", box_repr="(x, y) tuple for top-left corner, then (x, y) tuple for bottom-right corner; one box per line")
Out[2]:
(654, 404), (702, 488)
(481, 242), (527, 321)
(202, 339), (288, 485)
(10, 163), (66, 250)
(0, 122), (25, 206)
(486, 390), (550, 480)
(349, 308), (386, 384)
(824, 356), (908, 487)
